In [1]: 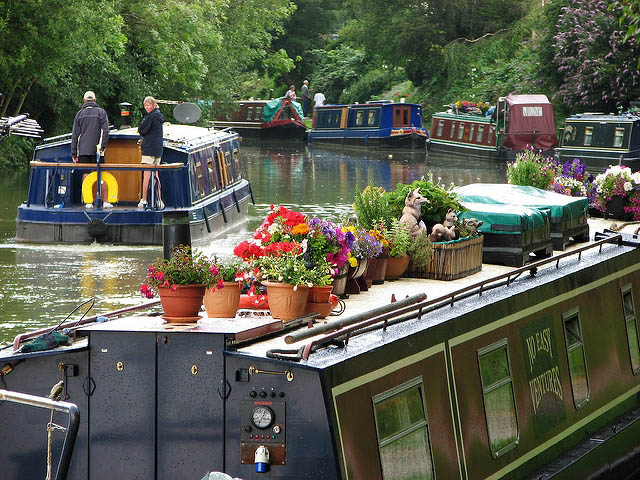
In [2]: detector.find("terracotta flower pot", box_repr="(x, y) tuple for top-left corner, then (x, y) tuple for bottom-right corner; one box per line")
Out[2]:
(157, 284), (205, 322)
(263, 281), (309, 322)
(203, 282), (241, 318)
(308, 285), (333, 303)
(385, 255), (410, 280)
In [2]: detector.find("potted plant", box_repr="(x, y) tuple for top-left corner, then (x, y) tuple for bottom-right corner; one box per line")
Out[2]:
(363, 224), (389, 286)
(253, 247), (332, 322)
(352, 185), (393, 230)
(140, 245), (216, 322)
(385, 219), (412, 280)
(506, 147), (556, 190)
(342, 225), (382, 294)
(550, 158), (596, 200)
(592, 165), (640, 219)
(203, 259), (251, 318)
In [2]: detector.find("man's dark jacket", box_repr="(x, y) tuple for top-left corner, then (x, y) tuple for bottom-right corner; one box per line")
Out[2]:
(138, 108), (164, 157)
(71, 102), (109, 156)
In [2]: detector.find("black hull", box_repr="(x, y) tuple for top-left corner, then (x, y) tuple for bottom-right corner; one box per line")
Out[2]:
(214, 123), (306, 140)
(430, 140), (555, 161)
(309, 134), (427, 149)
(555, 147), (640, 172)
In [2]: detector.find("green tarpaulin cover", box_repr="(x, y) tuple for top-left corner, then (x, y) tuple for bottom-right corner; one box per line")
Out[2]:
(262, 97), (304, 122)
(459, 202), (549, 235)
(21, 331), (70, 353)
(455, 184), (588, 221)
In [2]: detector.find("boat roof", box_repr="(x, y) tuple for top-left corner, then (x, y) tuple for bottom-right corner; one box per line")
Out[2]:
(504, 94), (551, 105)
(565, 112), (640, 122)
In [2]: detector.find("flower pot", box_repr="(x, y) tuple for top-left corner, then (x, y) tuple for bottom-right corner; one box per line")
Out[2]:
(157, 284), (205, 322)
(365, 257), (388, 285)
(203, 282), (241, 318)
(331, 264), (349, 298)
(385, 255), (410, 280)
(345, 258), (368, 294)
(263, 281), (309, 322)
(308, 285), (333, 303)
(605, 196), (633, 220)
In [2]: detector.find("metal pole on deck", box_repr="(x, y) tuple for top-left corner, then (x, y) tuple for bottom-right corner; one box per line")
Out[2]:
(93, 152), (103, 208)
(162, 210), (191, 260)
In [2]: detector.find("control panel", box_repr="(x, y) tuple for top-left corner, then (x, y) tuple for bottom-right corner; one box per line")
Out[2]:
(240, 399), (286, 465)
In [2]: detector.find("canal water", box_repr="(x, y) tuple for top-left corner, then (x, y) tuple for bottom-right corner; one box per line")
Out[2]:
(0, 142), (506, 346)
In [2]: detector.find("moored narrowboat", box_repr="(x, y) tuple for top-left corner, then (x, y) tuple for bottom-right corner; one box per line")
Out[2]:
(2, 221), (640, 479)
(555, 112), (640, 172)
(212, 98), (306, 140)
(15, 124), (253, 245)
(308, 100), (428, 148)
(429, 94), (558, 159)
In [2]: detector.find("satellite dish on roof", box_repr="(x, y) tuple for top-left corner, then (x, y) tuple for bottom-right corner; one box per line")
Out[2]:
(173, 102), (202, 124)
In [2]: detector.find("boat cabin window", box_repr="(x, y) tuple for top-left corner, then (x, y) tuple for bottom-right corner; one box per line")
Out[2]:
(562, 309), (590, 408)
(393, 107), (411, 127)
(316, 109), (343, 129)
(246, 106), (254, 121)
(622, 285), (640, 374)
(207, 155), (221, 191)
(436, 119), (444, 137)
(352, 108), (379, 128)
(478, 339), (519, 458)
(450, 122), (456, 138)
(584, 127), (593, 146)
(255, 106), (263, 120)
(457, 123), (465, 140)
(469, 124), (475, 142)
(477, 125), (485, 142)
(372, 377), (434, 480)
(614, 128), (625, 148)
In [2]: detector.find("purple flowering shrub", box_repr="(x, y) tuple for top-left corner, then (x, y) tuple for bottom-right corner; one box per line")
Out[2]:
(551, 158), (597, 202)
(553, 0), (640, 109)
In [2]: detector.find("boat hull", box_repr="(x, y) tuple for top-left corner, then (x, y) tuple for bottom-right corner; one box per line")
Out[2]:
(214, 122), (306, 140)
(15, 180), (252, 245)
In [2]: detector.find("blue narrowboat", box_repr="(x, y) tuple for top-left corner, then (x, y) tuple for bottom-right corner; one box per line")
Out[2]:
(555, 112), (640, 172)
(308, 100), (428, 148)
(16, 124), (253, 244)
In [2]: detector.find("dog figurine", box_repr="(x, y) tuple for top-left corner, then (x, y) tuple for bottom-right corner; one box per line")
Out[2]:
(399, 188), (428, 238)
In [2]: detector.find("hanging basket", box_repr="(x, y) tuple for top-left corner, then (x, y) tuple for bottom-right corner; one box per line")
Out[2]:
(405, 235), (483, 281)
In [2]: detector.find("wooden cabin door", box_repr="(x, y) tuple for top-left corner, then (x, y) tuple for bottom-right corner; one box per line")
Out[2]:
(393, 106), (411, 127)
(104, 138), (142, 202)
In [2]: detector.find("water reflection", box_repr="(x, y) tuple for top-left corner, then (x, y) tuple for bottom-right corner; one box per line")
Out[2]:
(0, 142), (507, 344)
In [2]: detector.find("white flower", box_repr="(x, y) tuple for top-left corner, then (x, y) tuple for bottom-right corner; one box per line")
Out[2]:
(267, 224), (279, 234)
(624, 182), (633, 192)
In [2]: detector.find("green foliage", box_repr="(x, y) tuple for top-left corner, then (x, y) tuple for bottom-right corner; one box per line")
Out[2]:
(387, 220), (411, 258)
(407, 231), (433, 268)
(340, 68), (394, 104)
(352, 185), (392, 230)
(254, 253), (332, 286)
(507, 148), (556, 190)
(307, 45), (369, 104)
(387, 174), (465, 225)
(0, 136), (36, 171)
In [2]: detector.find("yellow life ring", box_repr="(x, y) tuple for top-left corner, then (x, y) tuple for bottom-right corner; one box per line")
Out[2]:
(81, 171), (119, 204)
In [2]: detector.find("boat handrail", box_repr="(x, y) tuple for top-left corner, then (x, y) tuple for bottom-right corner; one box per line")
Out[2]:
(29, 161), (184, 170)
(0, 389), (79, 480)
(11, 300), (161, 352)
(291, 233), (626, 361)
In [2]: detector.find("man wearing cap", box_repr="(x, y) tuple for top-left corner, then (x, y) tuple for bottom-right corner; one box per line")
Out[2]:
(71, 91), (111, 208)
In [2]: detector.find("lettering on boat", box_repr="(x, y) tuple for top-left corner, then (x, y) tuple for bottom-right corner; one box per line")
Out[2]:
(520, 315), (566, 437)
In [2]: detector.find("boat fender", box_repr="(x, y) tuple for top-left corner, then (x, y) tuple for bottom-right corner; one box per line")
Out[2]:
(254, 445), (270, 473)
(81, 171), (119, 204)
(87, 218), (107, 238)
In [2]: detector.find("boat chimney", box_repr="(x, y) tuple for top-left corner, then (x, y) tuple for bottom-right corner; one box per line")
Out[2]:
(162, 211), (191, 260)
(119, 102), (132, 129)
(269, 89), (274, 100)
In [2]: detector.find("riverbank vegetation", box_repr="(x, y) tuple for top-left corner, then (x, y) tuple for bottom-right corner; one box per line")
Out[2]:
(2, 0), (640, 169)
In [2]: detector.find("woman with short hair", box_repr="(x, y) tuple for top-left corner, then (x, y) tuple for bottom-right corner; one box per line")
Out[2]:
(138, 96), (164, 209)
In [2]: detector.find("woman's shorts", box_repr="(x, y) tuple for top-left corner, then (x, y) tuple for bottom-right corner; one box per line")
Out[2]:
(141, 155), (161, 166)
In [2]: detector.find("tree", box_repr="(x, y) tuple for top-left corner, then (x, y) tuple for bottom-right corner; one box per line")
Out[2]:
(553, 0), (640, 110)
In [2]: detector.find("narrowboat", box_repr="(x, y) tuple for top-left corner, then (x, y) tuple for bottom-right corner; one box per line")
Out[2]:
(308, 100), (428, 148)
(429, 94), (559, 159)
(15, 124), (253, 245)
(2, 221), (640, 479)
(212, 98), (307, 140)
(555, 112), (640, 172)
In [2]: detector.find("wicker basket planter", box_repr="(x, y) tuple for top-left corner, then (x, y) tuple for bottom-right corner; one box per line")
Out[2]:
(405, 235), (483, 281)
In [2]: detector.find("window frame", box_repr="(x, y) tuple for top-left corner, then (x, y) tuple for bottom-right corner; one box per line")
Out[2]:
(584, 127), (593, 146)
(477, 338), (520, 458)
(562, 308), (590, 409)
(622, 284), (640, 374)
(372, 377), (435, 479)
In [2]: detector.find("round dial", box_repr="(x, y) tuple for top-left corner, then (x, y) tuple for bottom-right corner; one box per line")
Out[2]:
(251, 406), (274, 429)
